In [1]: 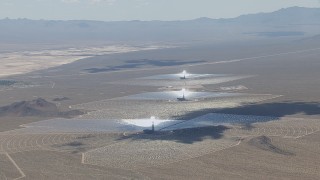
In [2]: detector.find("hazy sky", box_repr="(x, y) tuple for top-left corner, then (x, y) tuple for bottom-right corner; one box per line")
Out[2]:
(1, 0), (320, 21)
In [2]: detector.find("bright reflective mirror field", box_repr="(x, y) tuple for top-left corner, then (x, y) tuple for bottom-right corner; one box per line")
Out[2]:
(1, 1), (320, 180)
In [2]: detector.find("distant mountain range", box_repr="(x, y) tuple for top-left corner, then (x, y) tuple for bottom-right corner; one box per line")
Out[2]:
(0, 7), (319, 44)
(226, 6), (320, 25)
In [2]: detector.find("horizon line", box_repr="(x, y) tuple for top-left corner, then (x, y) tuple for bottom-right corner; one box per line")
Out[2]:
(0, 6), (318, 23)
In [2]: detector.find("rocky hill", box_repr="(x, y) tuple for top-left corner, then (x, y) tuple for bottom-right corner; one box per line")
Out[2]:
(0, 98), (84, 118)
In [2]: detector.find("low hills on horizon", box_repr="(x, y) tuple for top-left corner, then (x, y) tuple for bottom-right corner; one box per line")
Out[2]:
(2, 6), (320, 23)
(1, 6), (320, 44)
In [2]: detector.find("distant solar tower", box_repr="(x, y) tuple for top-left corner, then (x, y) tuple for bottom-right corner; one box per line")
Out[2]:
(177, 88), (187, 101)
(180, 70), (187, 79)
(143, 116), (156, 134)
(151, 116), (155, 132)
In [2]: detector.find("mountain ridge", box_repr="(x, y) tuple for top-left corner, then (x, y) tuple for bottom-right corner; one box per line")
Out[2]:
(1, 7), (319, 44)
(2, 6), (319, 23)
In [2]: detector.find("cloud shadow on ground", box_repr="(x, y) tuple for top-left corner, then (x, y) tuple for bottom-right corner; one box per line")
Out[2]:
(119, 101), (320, 144)
(118, 125), (229, 144)
(173, 101), (320, 120)
(84, 59), (206, 73)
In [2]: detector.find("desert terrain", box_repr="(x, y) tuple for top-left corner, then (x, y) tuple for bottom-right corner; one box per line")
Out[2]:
(1, 7), (320, 180)
(0, 45), (169, 78)
(0, 38), (320, 179)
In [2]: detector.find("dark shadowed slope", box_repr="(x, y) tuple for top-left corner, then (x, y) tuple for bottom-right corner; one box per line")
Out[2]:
(248, 136), (294, 156)
(0, 98), (84, 118)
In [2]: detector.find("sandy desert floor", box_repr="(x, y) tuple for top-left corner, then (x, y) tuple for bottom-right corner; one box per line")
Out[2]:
(0, 44), (168, 78)
(0, 40), (320, 179)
